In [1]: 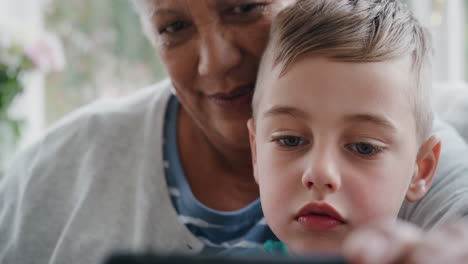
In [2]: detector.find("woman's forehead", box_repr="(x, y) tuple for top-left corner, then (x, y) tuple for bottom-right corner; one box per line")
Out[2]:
(149, 0), (249, 9)
(148, 0), (296, 11)
(141, 0), (225, 17)
(141, 0), (295, 17)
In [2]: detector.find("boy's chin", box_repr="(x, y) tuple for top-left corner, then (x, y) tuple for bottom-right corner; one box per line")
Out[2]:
(288, 241), (342, 257)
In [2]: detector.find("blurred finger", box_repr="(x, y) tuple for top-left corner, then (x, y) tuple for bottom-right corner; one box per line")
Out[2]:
(400, 220), (468, 264)
(343, 220), (422, 264)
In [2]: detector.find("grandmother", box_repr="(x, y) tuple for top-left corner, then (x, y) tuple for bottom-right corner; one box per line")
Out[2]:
(1, 1), (468, 264)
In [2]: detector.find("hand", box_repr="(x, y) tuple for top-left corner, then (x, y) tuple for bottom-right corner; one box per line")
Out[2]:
(342, 219), (468, 264)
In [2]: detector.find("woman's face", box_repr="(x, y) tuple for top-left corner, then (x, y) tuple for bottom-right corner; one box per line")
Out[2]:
(142, 0), (295, 149)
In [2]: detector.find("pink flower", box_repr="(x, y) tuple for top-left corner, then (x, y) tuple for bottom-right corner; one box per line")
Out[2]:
(24, 32), (66, 73)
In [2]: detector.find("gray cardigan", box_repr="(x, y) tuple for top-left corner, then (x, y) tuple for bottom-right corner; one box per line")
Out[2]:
(1, 79), (468, 264)
(0, 80), (202, 264)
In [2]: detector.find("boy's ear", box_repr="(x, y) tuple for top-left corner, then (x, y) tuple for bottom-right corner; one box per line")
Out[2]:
(406, 135), (442, 202)
(247, 118), (259, 183)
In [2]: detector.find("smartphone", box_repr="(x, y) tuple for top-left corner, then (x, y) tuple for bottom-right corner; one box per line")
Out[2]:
(104, 252), (347, 264)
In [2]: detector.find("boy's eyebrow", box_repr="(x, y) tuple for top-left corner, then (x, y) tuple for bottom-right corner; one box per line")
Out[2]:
(343, 113), (398, 132)
(261, 105), (309, 120)
(261, 107), (397, 131)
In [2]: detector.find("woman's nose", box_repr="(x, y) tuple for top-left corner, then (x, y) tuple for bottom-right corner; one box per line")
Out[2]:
(197, 29), (242, 77)
(301, 150), (341, 194)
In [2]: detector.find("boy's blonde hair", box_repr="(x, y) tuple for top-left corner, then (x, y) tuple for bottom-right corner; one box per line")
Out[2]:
(254, 0), (433, 142)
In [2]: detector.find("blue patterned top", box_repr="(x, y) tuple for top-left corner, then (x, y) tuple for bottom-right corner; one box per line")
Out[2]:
(163, 95), (277, 255)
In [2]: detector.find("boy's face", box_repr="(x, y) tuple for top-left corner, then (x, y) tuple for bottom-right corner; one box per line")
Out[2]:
(248, 56), (438, 255)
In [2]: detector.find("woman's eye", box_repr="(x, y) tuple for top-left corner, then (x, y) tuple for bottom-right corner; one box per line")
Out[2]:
(225, 2), (267, 22)
(159, 21), (189, 34)
(231, 3), (265, 15)
(348, 142), (383, 156)
(275, 136), (306, 148)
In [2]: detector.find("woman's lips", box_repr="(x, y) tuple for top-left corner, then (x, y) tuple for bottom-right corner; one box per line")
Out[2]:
(207, 85), (254, 108)
(295, 202), (346, 232)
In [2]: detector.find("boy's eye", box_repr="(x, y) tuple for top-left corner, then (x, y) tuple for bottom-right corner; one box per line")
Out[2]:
(347, 142), (383, 157)
(274, 136), (307, 148)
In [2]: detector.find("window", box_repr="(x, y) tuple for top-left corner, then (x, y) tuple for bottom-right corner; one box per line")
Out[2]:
(409, 0), (466, 82)
(1, 0), (167, 167)
(44, 0), (167, 124)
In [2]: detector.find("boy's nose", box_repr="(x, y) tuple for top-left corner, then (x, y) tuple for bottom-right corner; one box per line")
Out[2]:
(301, 150), (341, 194)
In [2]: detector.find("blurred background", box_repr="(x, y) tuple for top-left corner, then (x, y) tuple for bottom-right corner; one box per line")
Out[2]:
(0, 0), (467, 169)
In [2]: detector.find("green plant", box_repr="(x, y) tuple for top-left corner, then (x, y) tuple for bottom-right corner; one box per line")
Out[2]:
(0, 70), (22, 137)
(0, 23), (65, 168)
(0, 51), (31, 138)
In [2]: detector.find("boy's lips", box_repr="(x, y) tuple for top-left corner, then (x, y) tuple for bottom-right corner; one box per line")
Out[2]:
(295, 202), (346, 232)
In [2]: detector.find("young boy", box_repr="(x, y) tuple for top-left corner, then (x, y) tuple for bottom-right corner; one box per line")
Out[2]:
(247, 0), (441, 256)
